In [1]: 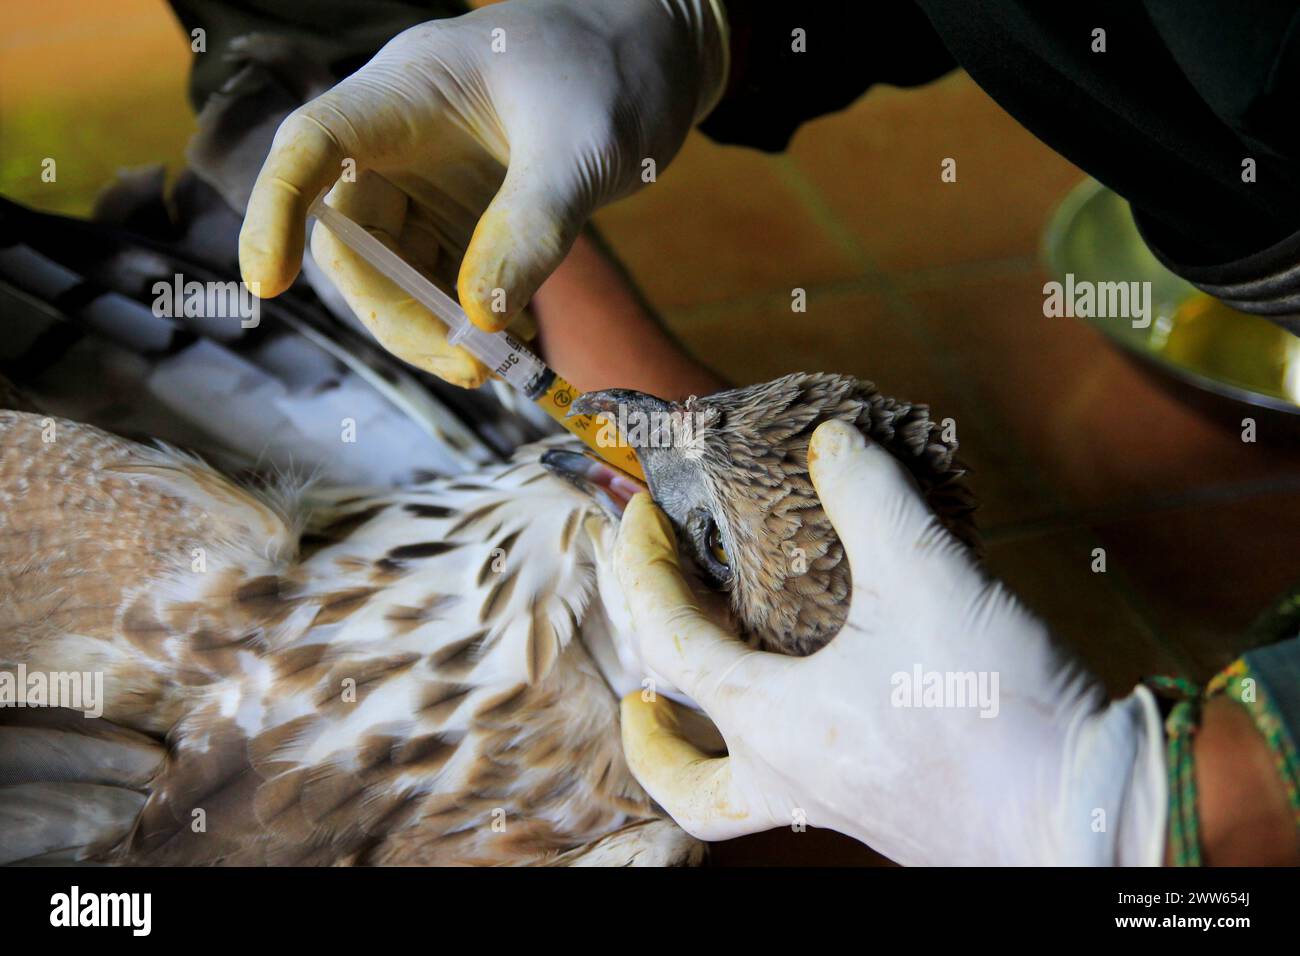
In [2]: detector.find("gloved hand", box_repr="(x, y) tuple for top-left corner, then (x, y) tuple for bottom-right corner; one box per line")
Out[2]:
(239, 0), (729, 387)
(616, 420), (1169, 865)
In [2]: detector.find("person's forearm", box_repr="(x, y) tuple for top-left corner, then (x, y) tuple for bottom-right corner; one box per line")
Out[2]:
(1181, 696), (1299, 865)
(530, 234), (728, 400)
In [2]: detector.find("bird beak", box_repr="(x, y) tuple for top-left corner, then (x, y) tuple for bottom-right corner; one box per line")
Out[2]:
(567, 388), (676, 432)
(539, 448), (645, 517)
(571, 384), (678, 471)
(558, 388), (678, 515)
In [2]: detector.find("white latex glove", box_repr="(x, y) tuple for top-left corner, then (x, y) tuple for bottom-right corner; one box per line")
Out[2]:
(239, 0), (728, 387)
(616, 420), (1169, 866)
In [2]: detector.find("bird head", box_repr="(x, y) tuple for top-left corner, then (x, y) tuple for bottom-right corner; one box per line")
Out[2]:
(565, 373), (975, 656)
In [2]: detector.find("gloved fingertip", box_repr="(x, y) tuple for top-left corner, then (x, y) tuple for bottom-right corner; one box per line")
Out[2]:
(457, 248), (516, 333)
(808, 418), (867, 470)
(242, 107), (349, 300)
(619, 689), (656, 725)
(809, 419), (914, 505)
(461, 368), (491, 390)
(459, 173), (579, 333)
(426, 353), (490, 390)
(619, 693), (699, 777)
(238, 228), (298, 300)
(620, 690), (681, 733)
(618, 494), (679, 567)
(620, 693), (757, 842)
(809, 418), (944, 574)
(462, 292), (514, 333)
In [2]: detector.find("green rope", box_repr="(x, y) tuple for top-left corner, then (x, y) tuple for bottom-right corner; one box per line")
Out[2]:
(1165, 699), (1203, 867)
(1148, 675), (1203, 867)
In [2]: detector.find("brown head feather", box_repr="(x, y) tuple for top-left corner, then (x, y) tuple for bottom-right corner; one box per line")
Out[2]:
(576, 373), (977, 655)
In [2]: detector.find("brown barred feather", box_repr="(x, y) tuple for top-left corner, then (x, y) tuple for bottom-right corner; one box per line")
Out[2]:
(2, 367), (978, 864)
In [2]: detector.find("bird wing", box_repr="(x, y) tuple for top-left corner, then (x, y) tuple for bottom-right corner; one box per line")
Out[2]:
(0, 410), (300, 736)
(1, 415), (665, 864)
(0, 409), (306, 864)
(0, 195), (528, 486)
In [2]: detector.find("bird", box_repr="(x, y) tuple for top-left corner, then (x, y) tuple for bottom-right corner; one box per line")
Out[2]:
(0, 362), (974, 865)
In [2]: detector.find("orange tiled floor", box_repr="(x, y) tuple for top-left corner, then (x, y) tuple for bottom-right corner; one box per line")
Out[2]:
(5, 3), (1300, 868)
(595, 75), (1300, 692)
(591, 73), (1300, 866)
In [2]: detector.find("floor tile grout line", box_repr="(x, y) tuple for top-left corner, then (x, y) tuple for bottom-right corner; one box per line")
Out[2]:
(771, 155), (878, 275)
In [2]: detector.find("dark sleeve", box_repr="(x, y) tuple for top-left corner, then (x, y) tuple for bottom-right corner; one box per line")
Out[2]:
(166, 0), (468, 110)
(698, 1), (956, 153)
(910, 0), (1300, 320)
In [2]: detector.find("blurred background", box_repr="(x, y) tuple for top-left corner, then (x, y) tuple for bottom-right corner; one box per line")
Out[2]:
(5, 0), (1300, 865)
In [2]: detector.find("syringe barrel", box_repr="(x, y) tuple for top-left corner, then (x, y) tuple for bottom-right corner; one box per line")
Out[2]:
(306, 197), (646, 476)
(452, 324), (551, 396)
(310, 198), (550, 392)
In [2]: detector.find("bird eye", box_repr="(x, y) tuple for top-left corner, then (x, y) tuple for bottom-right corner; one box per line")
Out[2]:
(707, 522), (729, 567)
(689, 509), (732, 588)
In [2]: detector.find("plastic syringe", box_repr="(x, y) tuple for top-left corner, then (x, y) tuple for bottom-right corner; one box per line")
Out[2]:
(309, 197), (645, 481)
